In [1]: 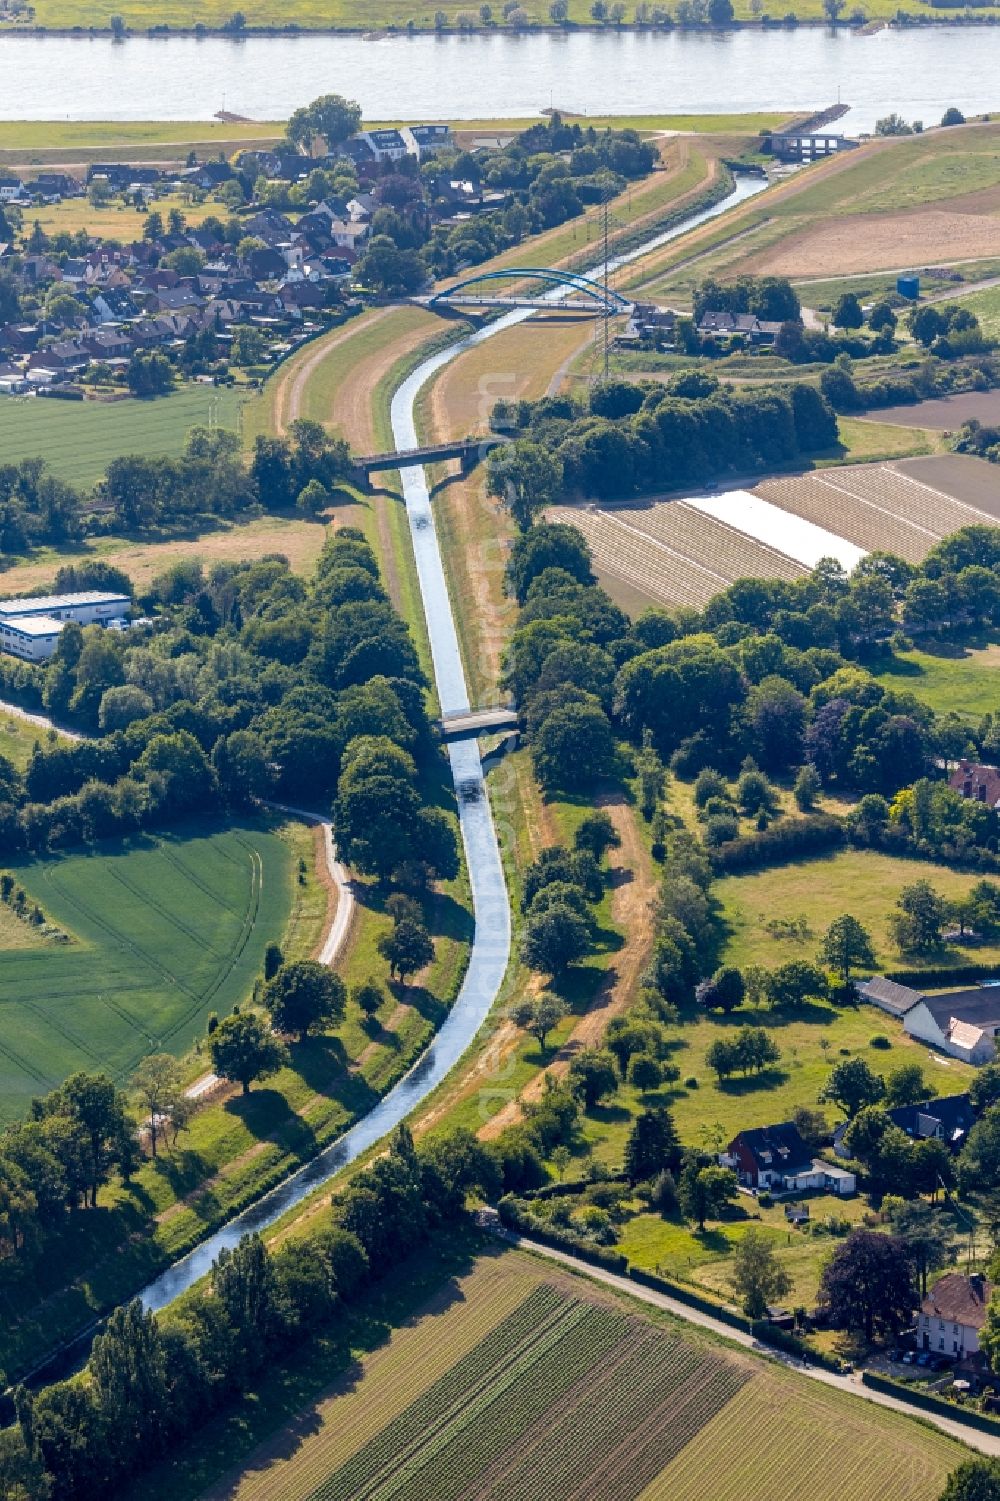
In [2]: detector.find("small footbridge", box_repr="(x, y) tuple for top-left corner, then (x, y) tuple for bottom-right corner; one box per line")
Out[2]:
(415, 266), (633, 317)
(437, 706), (519, 740)
(348, 435), (506, 490)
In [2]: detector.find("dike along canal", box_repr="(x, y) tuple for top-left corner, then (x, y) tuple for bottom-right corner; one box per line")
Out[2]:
(24, 171), (767, 1384)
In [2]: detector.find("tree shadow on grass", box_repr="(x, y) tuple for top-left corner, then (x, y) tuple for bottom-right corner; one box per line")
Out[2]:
(361, 1013), (402, 1050)
(587, 1101), (632, 1127)
(716, 1068), (790, 1095)
(391, 980), (447, 1028)
(426, 889), (475, 946)
(147, 1147), (214, 1202)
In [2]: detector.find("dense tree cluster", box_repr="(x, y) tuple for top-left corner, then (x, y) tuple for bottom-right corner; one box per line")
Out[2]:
(488, 374), (839, 504)
(354, 112), (656, 292)
(0, 419), (350, 556)
(3, 1125), (499, 1501)
(0, 526), (455, 879)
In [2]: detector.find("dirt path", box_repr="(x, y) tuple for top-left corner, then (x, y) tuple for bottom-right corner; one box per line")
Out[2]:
(480, 793), (657, 1140)
(330, 310), (440, 453)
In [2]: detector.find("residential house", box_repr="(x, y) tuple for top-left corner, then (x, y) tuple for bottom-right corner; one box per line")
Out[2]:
(720, 1122), (857, 1196)
(920, 1273), (993, 1358)
(86, 163), (163, 191)
(697, 309), (786, 345)
(354, 129), (408, 164)
(328, 218), (369, 253)
(83, 328), (134, 362)
(401, 123), (453, 159)
(91, 288), (141, 324)
(26, 339), (90, 380)
(0, 175), (26, 203)
(950, 760), (1000, 808)
(835, 1093), (975, 1158)
(619, 302), (677, 348)
(26, 172), (78, 199)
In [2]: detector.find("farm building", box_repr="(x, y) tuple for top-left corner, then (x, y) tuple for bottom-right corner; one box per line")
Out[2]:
(858, 975), (1000, 1062)
(720, 1122), (856, 1196)
(904, 988), (1000, 1063)
(920, 1273), (992, 1358)
(856, 976), (924, 1020)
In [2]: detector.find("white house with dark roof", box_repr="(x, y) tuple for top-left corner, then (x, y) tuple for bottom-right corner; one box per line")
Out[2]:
(904, 987), (1000, 1064)
(720, 1122), (856, 1196)
(920, 1273), (992, 1358)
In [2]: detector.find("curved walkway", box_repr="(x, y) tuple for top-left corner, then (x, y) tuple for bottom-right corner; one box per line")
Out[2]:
(503, 1229), (1000, 1459)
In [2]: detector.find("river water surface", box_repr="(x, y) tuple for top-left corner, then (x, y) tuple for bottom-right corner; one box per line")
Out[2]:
(1, 27), (998, 131)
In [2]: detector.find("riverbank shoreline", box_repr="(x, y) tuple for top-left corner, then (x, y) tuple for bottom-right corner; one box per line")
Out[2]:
(5, 14), (1000, 34)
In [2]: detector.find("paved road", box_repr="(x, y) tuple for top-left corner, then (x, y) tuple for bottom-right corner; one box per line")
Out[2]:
(501, 1229), (1000, 1458)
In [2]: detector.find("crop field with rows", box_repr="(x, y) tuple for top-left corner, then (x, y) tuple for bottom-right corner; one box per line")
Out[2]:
(0, 819), (290, 1123)
(202, 1251), (966, 1501)
(554, 498), (804, 611)
(558, 457), (1000, 613)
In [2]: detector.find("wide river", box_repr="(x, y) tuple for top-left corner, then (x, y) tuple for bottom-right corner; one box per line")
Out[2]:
(1, 27), (999, 133)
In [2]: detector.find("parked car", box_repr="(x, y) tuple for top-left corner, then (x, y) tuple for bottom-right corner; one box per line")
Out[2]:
(901, 1352), (915, 1365)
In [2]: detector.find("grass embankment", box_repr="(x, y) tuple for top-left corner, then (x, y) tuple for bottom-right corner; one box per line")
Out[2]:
(0, 383), (247, 487)
(626, 125), (1000, 302)
(0, 114), (795, 161)
(122, 1242), (965, 1501)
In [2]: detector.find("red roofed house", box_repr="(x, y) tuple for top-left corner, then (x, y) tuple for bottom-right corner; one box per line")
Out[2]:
(950, 760), (1000, 808)
(919, 1273), (992, 1358)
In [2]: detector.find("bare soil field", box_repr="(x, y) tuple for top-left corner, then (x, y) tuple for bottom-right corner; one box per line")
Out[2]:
(895, 452), (1000, 517)
(745, 205), (1000, 279)
(859, 391), (1000, 430)
(429, 316), (595, 443)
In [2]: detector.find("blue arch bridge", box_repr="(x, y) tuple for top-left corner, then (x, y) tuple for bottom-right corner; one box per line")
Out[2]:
(413, 266), (633, 316)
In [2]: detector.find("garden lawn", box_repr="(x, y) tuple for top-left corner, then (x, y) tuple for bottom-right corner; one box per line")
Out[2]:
(0, 818), (292, 1125)
(874, 635), (1000, 721)
(618, 1192), (872, 1309)
(576, 990), (971, 1177)
(0, 383), (246, 486)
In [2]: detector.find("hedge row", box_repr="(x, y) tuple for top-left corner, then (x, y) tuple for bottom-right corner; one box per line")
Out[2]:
(710, 814), (845, 873)
(861, 1371), (1000, 1436)
(496, 1197), (628, 1273)
(885, 962), (1000, 989)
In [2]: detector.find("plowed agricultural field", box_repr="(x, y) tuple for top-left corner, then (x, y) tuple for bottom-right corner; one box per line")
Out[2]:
(558, 456), (1000, 611)
(200, 1249), (965, 1501)
(0, 820), (291, 1123)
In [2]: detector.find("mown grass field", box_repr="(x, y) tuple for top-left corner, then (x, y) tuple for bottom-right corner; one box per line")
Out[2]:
(0, 514), (328, 595)
(0, 819), (292, 1124)
(875, 635), (1000, 720)
(133, 1247), (964, 1501)
(716, 847), (1000, 975)
(0, 384), (246, 486)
